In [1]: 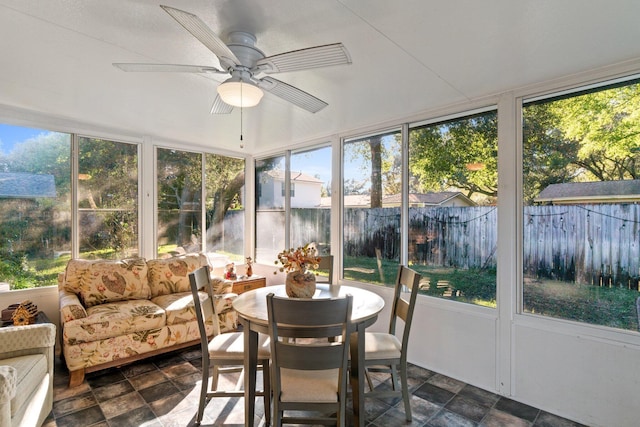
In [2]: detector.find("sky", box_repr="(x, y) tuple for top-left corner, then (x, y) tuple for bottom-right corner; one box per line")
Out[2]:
(0, 124), (49, 154)
(0, 123), (366, 185)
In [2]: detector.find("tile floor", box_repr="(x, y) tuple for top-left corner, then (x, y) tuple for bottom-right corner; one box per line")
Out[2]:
(45, 346), (588, 427)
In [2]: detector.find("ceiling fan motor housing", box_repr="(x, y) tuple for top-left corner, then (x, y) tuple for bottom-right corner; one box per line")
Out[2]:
(225, 31), (265, 70)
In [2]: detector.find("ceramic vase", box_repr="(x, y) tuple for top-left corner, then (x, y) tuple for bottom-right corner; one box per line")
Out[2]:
(285, 269), (316, 298)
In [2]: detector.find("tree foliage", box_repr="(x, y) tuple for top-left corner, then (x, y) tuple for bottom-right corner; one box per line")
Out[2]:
(409, 111), (498, 202)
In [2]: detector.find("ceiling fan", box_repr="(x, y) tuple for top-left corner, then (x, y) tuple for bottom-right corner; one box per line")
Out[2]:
(113, 5), (351, 114)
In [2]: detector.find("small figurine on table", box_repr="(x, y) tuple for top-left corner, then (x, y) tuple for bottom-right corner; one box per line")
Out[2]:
(224, 263), (237, 280)
(245, 257), (254, 277)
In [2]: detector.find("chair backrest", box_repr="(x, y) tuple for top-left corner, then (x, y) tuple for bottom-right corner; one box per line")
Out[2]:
(189, 265), (220, 345)
(267, 293), (352, 371)
(315, 255), (334, 284)
(388, 265), (422, 353)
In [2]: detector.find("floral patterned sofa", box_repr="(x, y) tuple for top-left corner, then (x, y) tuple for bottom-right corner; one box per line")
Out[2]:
(58, 253), (237, 387)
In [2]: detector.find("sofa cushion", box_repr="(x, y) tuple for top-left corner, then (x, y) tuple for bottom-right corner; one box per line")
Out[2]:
(151, 292), (201, 326)
(2, 354), (47, 417)
(147, 253), (207, 297)
(151, 291), (236, 326)
(63, 258), (150, 307)
(63, 300), (166, 344)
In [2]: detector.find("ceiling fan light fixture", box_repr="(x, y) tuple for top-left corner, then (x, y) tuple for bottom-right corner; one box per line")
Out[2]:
(217, 77), (264, 107)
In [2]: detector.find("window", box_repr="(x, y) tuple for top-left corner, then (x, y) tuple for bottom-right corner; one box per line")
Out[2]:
(255, 155), (286, 264)
(408, 111), (498, 306)
(342, 130), (401, 285)
(281, 182), (296, 197)
(78, 137), (138, 259)
(522, 78), (640, 330)
(290, 147), (331, 253)
(156, 148), (203, 256)
(204, 153), (245, 261)
(0, 124), (71, 289)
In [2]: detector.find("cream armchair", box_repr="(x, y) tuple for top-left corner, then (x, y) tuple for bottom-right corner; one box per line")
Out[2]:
(0, 323), (56, 427)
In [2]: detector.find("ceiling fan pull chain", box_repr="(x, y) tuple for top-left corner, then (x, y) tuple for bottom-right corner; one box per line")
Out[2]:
(239, 79), (244, 148)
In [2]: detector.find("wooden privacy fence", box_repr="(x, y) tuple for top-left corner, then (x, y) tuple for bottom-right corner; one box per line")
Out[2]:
(340, 204), (640, 288)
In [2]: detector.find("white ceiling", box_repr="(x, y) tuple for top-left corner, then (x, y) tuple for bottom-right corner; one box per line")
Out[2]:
(1, 0), (640, 155)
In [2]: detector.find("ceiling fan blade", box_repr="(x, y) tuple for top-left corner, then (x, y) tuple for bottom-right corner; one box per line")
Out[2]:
(113, 63), (226, 74)
(210, 95), (233, 114)
(160, 5), (240, 70)
(257, 76), (328, 113)
(253, 43), (351, 74)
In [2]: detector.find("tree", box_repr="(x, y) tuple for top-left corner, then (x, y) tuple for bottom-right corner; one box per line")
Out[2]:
(409, 111), (498, 202)
(344, 132), (402, 207)
(523, 82), (640, 202)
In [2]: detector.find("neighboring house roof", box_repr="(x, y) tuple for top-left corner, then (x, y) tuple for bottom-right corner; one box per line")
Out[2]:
(0, 172), (56, 198)
(262, 170), (323, 184)
(382, 192), (476, 207)
(326, 192), (476, 208)
(535, 180), (640, 204)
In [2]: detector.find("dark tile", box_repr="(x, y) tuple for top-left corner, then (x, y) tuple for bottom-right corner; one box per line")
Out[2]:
(161, 360), (199, 378)
(86, 368), (126, 388)
(495, 397), (539, 422)
(458, 384), (500, 409)
(121, 361), (157, 378)
(100, 390), (147, 419)
(414, 382), (456, 406)
(53, 392), (98, 417)
(54, 405), (105, 427)
(427, 408), (477, 427)
(129, 369), (168, 390)
(148, 391), (189, 417)
(92, 379), (134, 402)
(428, 373), (466, 393)
(408, 394), (442, 421)
(138, 380), (181, 403)
(446, 395), (490, 423)
(152, 353), (187, 369)
(107, 405), (161, 427)
(534, 411), (587, 427)
(480, 408), (530, 427)
(172, 371), (203, 391)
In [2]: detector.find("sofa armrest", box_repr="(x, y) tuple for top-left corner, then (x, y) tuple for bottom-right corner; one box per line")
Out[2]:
(0, 366), (17, 405)
(0, 323), (56, 357)
(59, 289), (87, 322)
(211, 277), (233, 295)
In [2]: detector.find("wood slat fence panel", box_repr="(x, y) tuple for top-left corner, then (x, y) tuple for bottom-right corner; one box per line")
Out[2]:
(338, 204), (640, 288)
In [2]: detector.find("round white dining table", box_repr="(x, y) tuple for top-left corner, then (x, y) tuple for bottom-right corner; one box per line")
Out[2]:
(233, 283), (385, 427)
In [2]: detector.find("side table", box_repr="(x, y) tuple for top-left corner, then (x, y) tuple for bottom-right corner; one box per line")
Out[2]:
(228, 276), (266, 294)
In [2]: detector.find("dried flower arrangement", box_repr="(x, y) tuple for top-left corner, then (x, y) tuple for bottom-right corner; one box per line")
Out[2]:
(274, 243), (321, 274)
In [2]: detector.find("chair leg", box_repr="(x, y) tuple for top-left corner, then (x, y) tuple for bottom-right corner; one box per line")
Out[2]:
(390, 365), (400, 391)
(399, 362), (411, 422)
(365, 368), (375, 391)
(196, 360), (210, 425)
(262, 361), (271, 426)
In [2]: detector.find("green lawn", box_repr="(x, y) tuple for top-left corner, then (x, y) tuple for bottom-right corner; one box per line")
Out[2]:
(3, 252), (638, 331)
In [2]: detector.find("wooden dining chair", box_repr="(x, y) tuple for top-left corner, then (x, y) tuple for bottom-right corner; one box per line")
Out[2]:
(189, 265), (271, 426)
(266, 293), (353, 427)
(363, 265), (422, 422)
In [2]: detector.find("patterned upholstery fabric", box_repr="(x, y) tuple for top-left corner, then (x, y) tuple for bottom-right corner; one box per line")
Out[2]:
(151, 292), (201, 326)
(63, 300), (166, 344)
(62, 320), (214, 372)
(147, 253), (207, 297)
(64, 258), (150, 307)
(58, 253), (239, 385)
